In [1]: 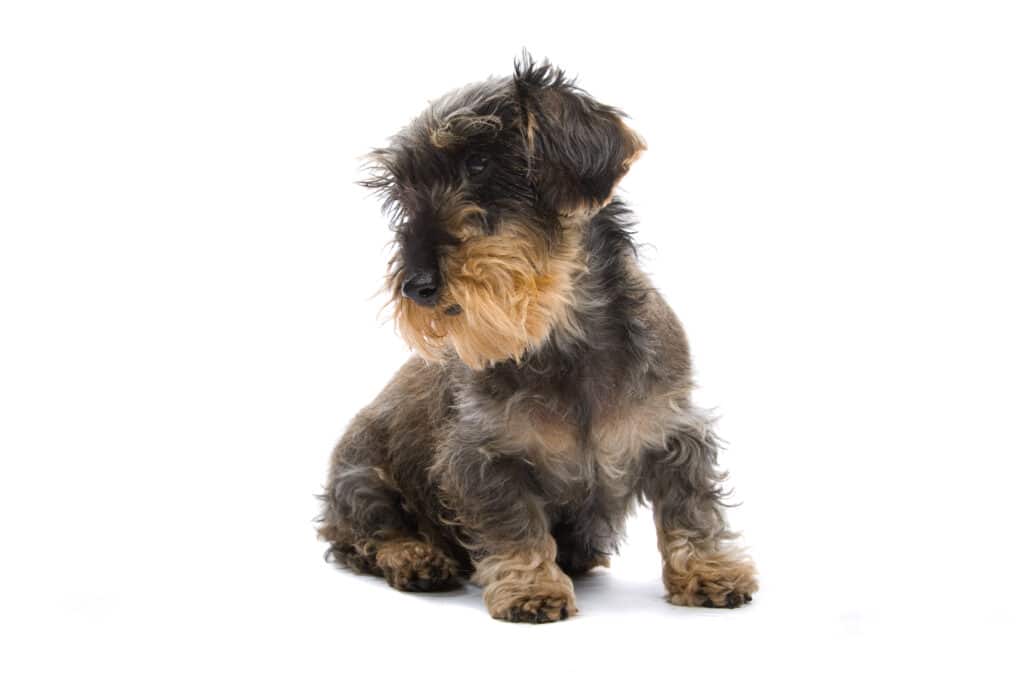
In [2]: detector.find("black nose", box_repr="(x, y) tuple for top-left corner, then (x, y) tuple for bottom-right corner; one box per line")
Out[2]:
(401, 269), (441, 307)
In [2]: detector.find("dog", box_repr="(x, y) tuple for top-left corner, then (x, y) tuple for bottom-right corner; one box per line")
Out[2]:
(318, 55), (758, 623)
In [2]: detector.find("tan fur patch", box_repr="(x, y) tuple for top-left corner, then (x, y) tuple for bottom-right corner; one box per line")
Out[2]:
(598, 121), (646, 211)
(472, 537), (578, 622)
(562, 121), (647, 218)
(493, 379), (699, 501)
(502, 408), (578, 456)
(374, 538), (460, 591)
(620, 123), (647, 170)
(389, 222), (584, 370)
(591, 389), (696, 465)
(429, 113), (503, 149)
(658, 530), (758, 608)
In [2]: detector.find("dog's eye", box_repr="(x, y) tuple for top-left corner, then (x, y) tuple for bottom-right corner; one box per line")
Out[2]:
(465, 153), (489, 176)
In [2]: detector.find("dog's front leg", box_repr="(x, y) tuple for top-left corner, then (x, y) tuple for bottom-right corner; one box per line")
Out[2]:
(641, 410), (759, 608)
(436, 449), (577, 623)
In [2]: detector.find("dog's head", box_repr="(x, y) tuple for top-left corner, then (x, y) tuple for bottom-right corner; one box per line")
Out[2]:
(362, 55), (645, 369)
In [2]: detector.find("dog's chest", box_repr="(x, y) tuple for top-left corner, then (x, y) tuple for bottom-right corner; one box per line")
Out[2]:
(464, 349), (683, 494)
(490, 388), (675, 477)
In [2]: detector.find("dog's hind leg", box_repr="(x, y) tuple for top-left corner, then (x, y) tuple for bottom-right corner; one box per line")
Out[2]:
(319, 410), (460, 591)
(320, 461), (460, 591)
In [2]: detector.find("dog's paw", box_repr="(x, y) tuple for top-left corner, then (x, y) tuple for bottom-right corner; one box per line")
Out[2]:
(664, 552), (758, 609)
(374, 539), (460, 592)
(476, 546), (579, 624)
(496, 592), (576, 624)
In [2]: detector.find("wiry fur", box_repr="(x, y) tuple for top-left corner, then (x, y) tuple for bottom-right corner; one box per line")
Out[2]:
(319, 54), (757, 622)
(387, 220), (585, 369)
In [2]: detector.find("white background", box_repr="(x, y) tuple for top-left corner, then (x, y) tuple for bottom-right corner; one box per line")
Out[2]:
(1, 1), (1022, 681)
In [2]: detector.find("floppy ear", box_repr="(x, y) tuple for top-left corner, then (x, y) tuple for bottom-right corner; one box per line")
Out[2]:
(514, 55), (645, 215)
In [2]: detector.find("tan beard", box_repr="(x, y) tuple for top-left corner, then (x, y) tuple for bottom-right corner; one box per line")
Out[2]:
(388, 222), (583, 370)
